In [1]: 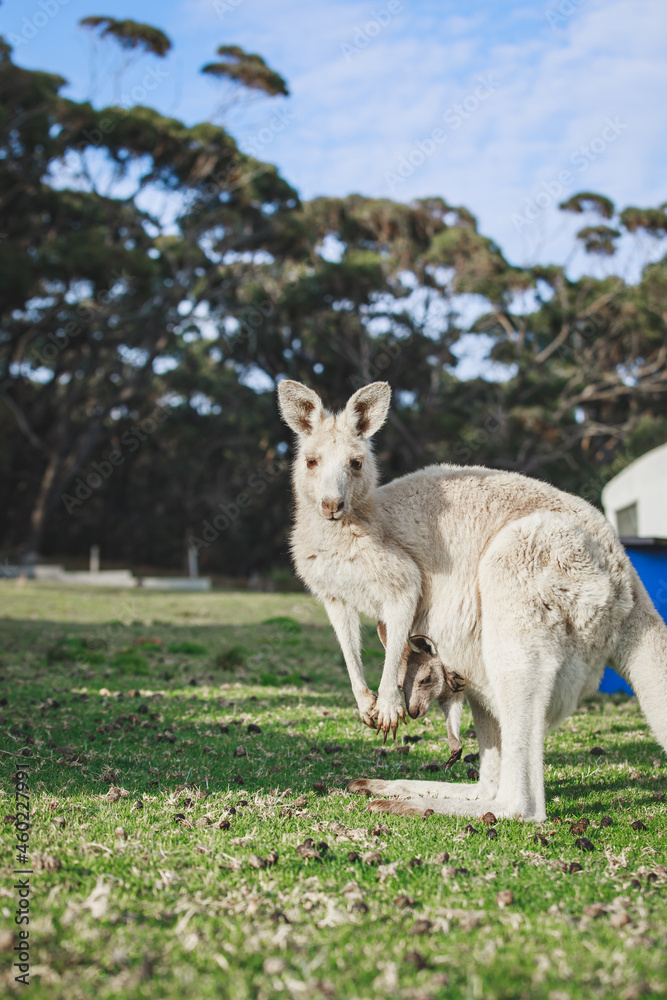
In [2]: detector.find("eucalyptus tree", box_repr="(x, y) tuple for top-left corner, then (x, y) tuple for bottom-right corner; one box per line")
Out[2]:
(0, 25), (297, 559)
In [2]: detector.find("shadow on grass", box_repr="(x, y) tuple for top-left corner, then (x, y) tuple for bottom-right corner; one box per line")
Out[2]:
(547, 754), (665, 805)
(0, 617), (387, 796)
(2, 618), (663, 806)
(0, 616), (383, 693)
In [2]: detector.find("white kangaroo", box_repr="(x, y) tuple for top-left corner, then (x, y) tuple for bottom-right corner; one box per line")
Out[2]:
(277, 379), (667, 820)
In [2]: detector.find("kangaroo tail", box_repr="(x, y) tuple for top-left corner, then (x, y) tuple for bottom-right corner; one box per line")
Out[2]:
(611, 568), (667, 754)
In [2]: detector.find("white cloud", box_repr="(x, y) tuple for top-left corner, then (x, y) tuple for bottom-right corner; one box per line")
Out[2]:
(186, 0), (667, 275)
(11, 0), (665, 277)
(375, 0), (667, 270)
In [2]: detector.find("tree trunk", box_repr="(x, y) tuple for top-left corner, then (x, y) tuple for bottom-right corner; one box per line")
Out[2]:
(20, 419), (104, 560)
(20, 450), (60, 560)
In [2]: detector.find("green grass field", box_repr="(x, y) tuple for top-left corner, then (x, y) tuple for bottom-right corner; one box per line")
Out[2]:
(1, 582), (666, 1000)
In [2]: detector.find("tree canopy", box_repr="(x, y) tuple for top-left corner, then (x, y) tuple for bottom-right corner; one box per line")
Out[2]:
(202, 45), (289, 97)
(79, 17), (172, 57)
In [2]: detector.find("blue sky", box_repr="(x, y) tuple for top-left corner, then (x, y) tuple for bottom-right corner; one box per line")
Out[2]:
(4, 0), (667, 278)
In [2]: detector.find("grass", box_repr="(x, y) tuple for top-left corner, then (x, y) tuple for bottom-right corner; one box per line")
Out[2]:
(1, 582), (666, 1000)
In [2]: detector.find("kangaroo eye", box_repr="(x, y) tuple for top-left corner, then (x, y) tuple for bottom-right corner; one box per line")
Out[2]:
(306, 458), (318, 469)
(419, 674), (433, 686)
(350, 458), (362, 471)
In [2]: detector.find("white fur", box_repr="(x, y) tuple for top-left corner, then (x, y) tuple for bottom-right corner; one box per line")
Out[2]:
(278, 380), (667, 820)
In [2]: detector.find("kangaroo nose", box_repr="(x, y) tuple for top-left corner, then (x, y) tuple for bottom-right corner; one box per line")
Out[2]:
(321, 498), (344, 516)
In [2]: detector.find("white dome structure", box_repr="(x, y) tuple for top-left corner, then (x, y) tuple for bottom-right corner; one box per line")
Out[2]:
(601, 442), (667, 538)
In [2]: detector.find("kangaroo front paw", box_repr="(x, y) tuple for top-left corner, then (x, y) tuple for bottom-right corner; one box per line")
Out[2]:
(356, 688), (377, 728)
(373, 688), (406, 744)
(446, 670), (465, 693)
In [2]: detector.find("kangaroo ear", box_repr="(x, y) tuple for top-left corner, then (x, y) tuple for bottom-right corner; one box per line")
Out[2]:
(408, 634), (436, 656)
(345, 382), (391, 438)
(377, 621), (387, 648)
(277, 380), (324, 436)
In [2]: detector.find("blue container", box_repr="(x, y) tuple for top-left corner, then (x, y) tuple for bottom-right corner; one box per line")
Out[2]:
(599, 539), (667, 694)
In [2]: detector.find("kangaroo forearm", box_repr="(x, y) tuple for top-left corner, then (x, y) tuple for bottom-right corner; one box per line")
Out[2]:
(378, 599), (418, 693)
(324, 599), (368, 696)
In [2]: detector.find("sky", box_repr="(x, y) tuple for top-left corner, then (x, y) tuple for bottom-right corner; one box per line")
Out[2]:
(4, 0), (667, 280)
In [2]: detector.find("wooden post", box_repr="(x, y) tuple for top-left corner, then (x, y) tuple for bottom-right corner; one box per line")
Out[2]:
(90, 545), (100, 573)
(187, 540), (198, 579)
